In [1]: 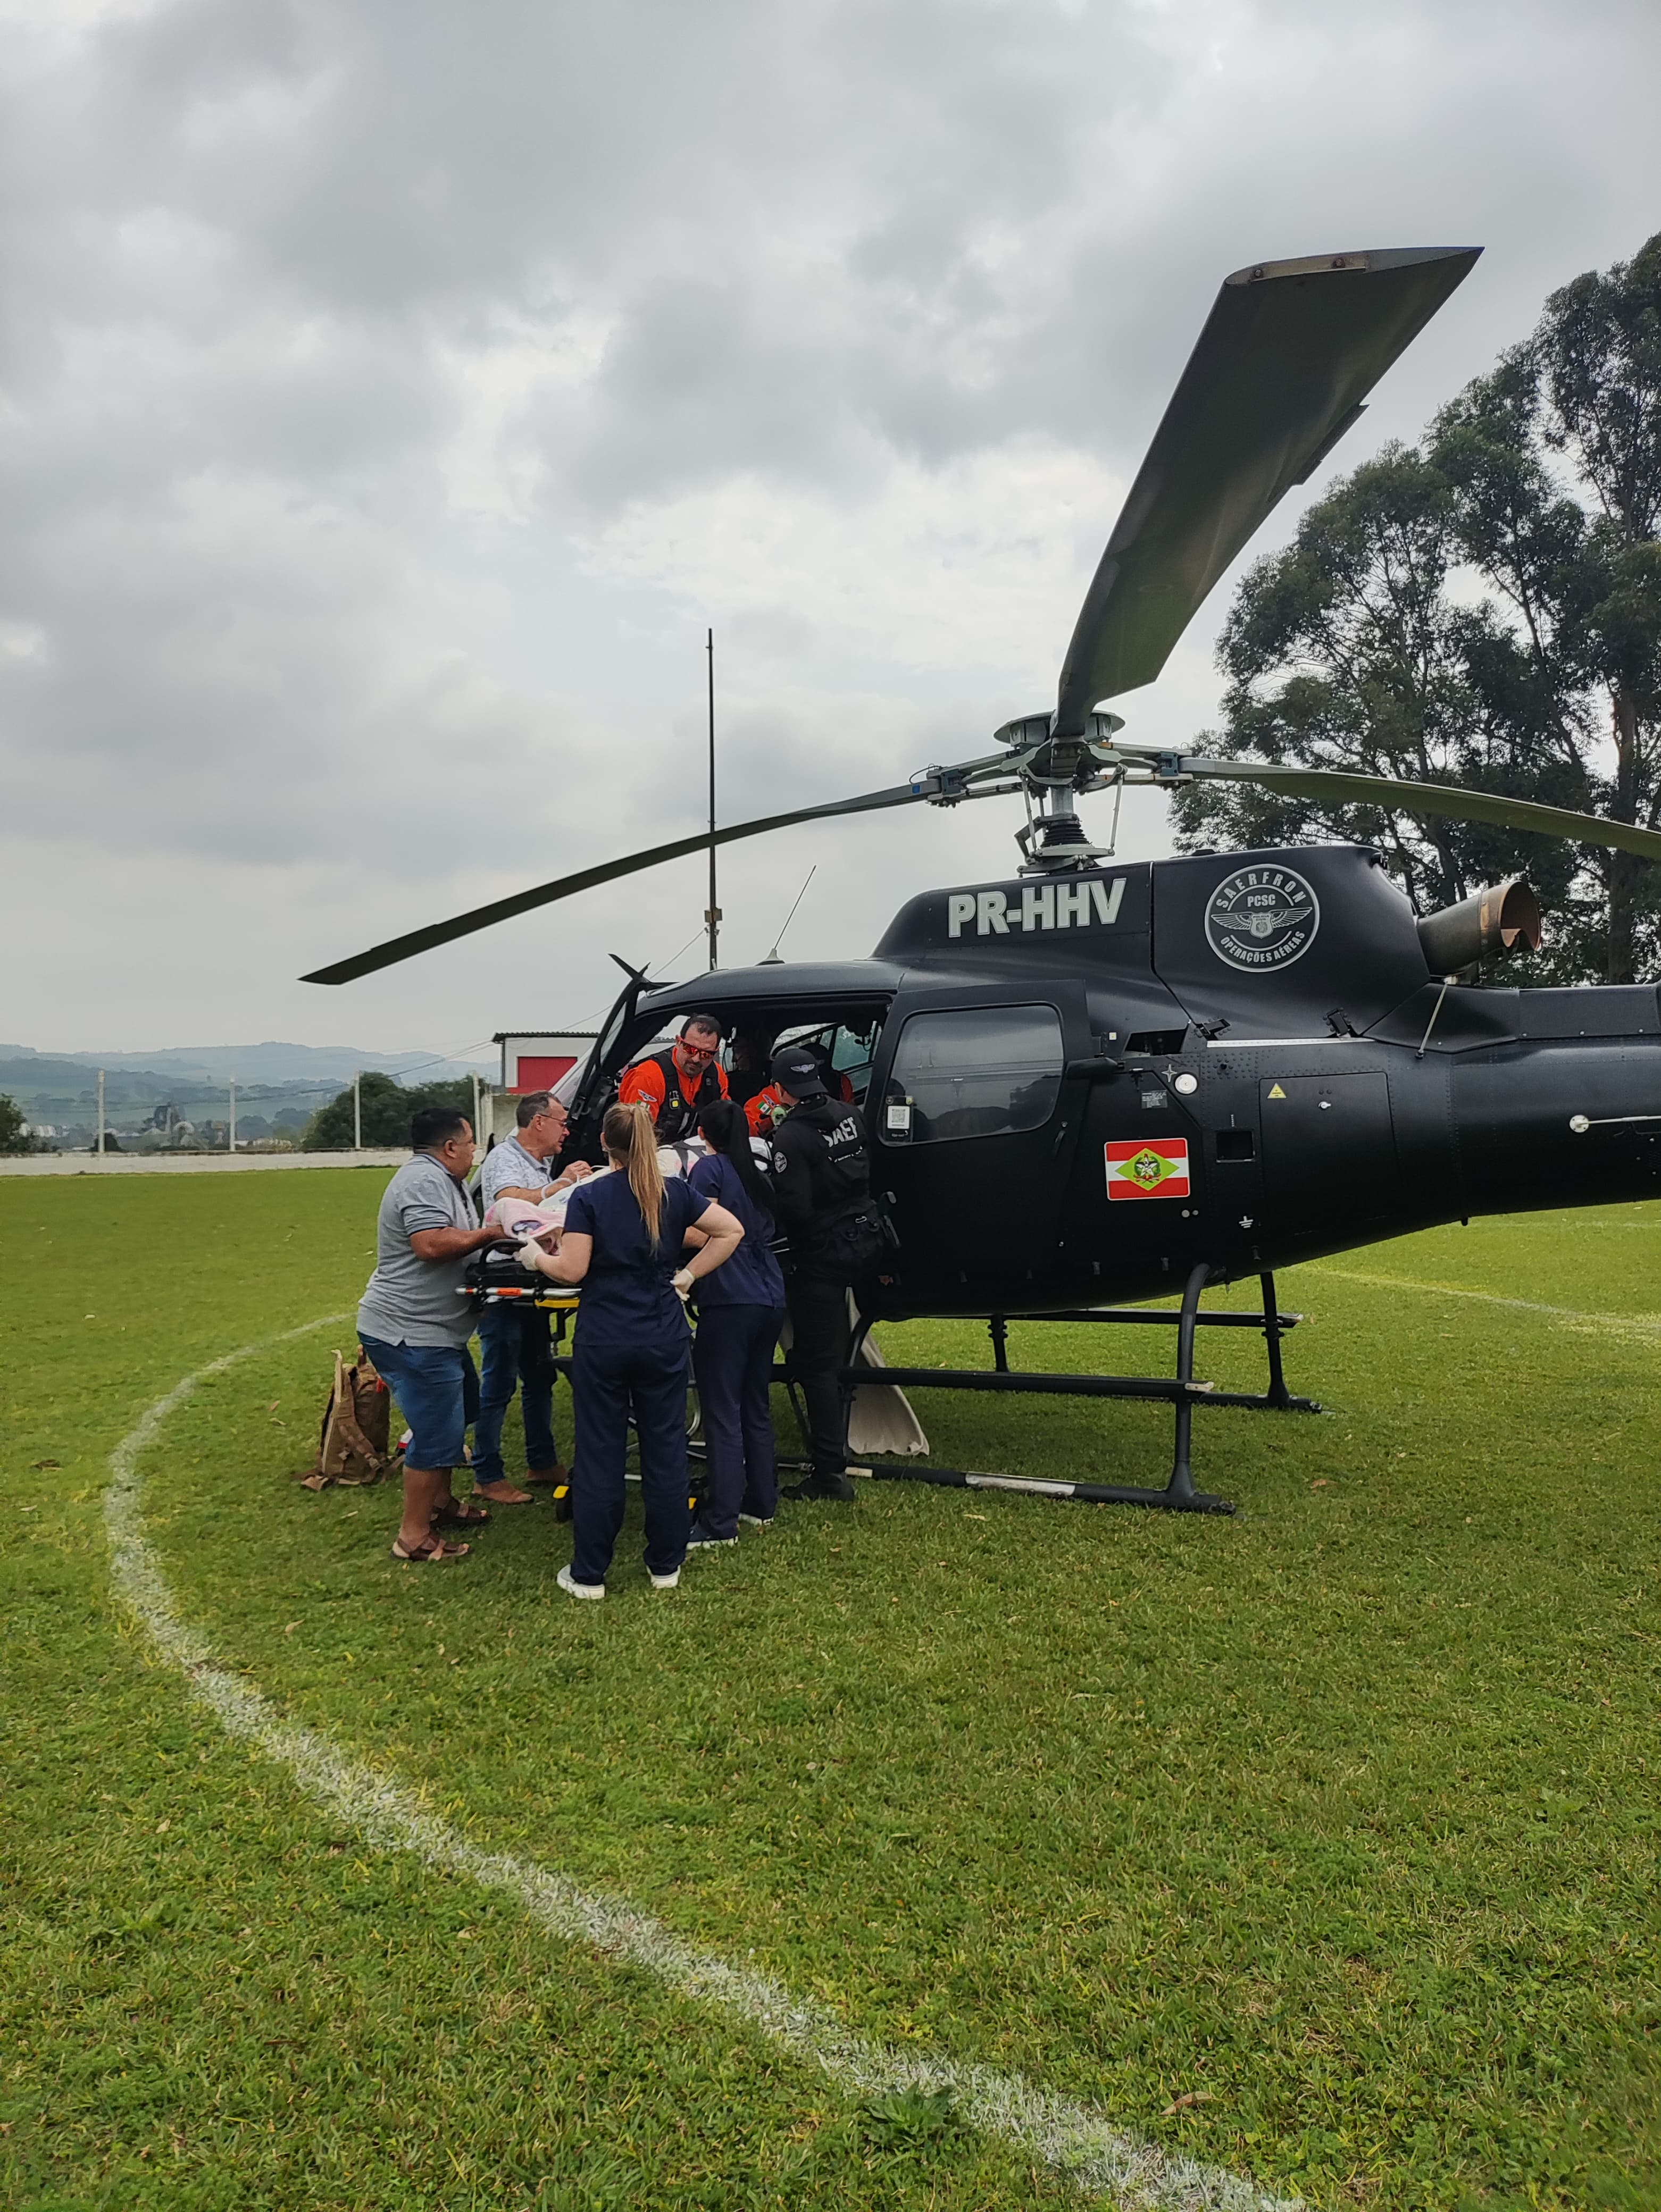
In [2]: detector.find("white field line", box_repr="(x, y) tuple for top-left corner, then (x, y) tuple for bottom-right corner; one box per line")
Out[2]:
(103, 1318), (1300, 2212)
(1307, 1267), (1661, 1343)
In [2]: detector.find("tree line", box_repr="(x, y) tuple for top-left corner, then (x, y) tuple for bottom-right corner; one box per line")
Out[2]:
(0, 1095), (35, 1154)
(1173, 232), (1661, 985)
(301, 1071), (477, 1150)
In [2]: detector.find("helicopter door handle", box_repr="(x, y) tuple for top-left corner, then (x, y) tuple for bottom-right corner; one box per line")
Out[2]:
(1050, 1119), (1071, 1158)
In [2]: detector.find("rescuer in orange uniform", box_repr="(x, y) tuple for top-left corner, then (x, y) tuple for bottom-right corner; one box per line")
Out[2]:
(744, 1044), (853, 1136)
(619, 1013), (729, 1143)
(726, 1033), (771, 1111)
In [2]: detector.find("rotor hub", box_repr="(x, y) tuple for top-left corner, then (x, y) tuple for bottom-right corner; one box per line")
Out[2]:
(989, 710), (1126, 872)
(1017, 785), (1115, 873)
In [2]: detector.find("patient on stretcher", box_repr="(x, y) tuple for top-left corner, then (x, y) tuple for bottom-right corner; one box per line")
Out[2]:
(483, 1139), (711, 1255)
(483, 1192), (573, 1246)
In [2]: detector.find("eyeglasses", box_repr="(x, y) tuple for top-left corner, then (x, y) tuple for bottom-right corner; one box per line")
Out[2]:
(678, 1041), (719, 1063)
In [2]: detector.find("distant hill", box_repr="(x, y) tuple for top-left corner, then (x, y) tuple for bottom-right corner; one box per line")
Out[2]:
(0, 1058), (340, 1126)
(0, 1043), (498, 1143)
(0, 1055), (182, 1103)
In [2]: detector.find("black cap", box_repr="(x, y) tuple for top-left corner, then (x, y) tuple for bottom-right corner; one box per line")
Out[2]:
(770, 1047), (827, 1100)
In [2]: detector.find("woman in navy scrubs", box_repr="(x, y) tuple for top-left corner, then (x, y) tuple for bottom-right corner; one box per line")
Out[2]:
(527, 1102), (742, 1599)
(686, 1098), (787, 1544)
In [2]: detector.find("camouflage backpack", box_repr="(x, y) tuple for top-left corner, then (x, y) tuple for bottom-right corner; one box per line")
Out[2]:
(296, 1348), (393, 1488)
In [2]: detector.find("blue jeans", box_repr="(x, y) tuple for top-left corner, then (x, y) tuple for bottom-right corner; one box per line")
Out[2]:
(691, 1303), (783, 1537)
(359, 1336), (479, 1471)
(473, 1303), (560, 1485)
(569, 1334), (691, 1585)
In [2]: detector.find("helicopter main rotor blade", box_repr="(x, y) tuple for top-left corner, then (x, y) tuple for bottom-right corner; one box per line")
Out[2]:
(1054, 245), (1481, 735)
(301, 780), (931, 985)
(1186, 759), (1661, 866)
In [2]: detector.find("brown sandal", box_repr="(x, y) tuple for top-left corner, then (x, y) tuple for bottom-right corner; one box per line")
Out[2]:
(431, 1498), (490, 1529)
(390, 1534), (471, 1562)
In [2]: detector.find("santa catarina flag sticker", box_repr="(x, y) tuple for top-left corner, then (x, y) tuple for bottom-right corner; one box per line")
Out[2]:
(1105, 1137), (1191, 1200)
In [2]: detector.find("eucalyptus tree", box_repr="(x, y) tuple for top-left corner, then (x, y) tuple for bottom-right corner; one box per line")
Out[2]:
(1174, 233), (1661, 983)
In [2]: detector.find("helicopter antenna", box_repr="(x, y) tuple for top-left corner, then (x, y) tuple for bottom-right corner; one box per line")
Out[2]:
(759, 865), (816, 966)
(705, 628), (720, 972)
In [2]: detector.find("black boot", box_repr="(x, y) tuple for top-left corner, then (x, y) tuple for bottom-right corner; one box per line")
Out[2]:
(782, 1471), (855, 1503)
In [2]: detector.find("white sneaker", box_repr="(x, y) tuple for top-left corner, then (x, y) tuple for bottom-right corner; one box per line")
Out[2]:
(648, 1566), (681, 1590)
(738, 1513), (773, 1529)
(557, 1564), (604, 1602)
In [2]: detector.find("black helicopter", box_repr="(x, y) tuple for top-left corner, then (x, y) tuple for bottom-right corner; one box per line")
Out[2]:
(305, 246), (1661, 1511)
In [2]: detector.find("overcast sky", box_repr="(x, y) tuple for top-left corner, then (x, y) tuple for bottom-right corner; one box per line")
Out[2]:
(3, 0), (1657, 1057)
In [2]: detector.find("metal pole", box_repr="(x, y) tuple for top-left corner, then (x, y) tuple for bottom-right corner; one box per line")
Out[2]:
(705, 626), (719, 971)
(1259, 1271), (1292, 1409)
(1416, 974), (1458, 1059)
(353, 1071), (361, 1152)
(229, 1077), (237, 1153)
(471, 1072), (480, 1141)
(96, 1069), (105, 1155)
(1164, 1261), (1211, 1504)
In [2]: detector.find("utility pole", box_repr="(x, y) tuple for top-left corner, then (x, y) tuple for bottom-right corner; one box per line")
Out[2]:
(229, 1077), (237, 1153)
(705, 626), (720, 971)
(96, 1069), (105, 1156)
(471, 1072), (480, 1143)
(352, 1071), (362, 1152)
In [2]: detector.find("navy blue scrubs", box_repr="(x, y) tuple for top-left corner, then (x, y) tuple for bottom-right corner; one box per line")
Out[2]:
(687, 1152), (786, 1537)
(563, 1171), (708, 1585)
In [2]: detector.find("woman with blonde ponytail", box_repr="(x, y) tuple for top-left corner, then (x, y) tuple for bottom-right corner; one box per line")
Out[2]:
(529, 1100), (743, 1598)
(615, 1102), (665, 1244)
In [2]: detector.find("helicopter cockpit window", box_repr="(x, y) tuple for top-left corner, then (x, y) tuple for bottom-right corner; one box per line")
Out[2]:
(886, 1004), (1064, 1144)
(771, 1019), (881, 1103)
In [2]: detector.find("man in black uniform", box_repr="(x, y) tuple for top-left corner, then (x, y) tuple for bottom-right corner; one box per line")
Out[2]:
(766, 1045), (883, 1502)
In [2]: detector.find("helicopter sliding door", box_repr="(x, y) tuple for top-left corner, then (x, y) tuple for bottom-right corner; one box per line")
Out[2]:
(871, 982), (1089, 1311)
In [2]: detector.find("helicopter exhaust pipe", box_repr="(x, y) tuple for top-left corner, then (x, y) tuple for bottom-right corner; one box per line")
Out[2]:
(1416, 876), (1542, 975)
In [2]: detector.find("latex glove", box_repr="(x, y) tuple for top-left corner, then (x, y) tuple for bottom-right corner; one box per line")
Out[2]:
(672, 1267), (694, 1302)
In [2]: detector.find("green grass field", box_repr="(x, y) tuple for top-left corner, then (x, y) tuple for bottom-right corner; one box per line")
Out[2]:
(3, 1168), (1658, 2211)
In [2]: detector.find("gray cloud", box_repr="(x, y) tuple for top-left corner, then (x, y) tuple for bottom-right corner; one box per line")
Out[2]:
(2, 0), (1658, 1044)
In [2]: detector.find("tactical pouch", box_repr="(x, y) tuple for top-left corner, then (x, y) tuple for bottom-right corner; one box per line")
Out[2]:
(821, 1202), (887, 1277)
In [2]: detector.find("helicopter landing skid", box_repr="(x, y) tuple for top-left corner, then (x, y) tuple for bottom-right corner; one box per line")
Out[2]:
(1012, 1270), (1321, 1419)
(824, 1268), (1319, 1514)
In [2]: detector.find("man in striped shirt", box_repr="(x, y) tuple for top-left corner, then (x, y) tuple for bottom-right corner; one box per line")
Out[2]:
(473, 1092), (590, 1503)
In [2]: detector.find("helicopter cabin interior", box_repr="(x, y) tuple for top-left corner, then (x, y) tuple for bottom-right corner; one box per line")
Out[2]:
(565, 976), (894, 1129)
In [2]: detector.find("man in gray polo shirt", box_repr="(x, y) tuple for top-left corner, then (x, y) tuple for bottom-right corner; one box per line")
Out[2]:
(358, 1104), (499, 1562)
(473, 1090), (590, 1503)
